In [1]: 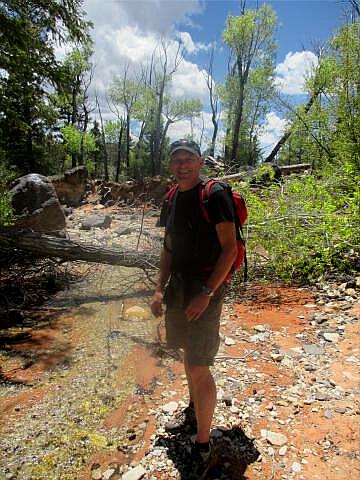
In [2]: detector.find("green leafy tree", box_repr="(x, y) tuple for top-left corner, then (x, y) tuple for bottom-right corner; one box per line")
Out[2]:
(61, 124), (96, 173)
(222, 3), (278, 167)
(52, 44), (94, 167)
(0, 0), (92, 174)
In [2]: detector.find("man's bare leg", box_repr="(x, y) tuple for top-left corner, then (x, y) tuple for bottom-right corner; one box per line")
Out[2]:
(185, 355), (216, 443)
(184, 352), (195, 404)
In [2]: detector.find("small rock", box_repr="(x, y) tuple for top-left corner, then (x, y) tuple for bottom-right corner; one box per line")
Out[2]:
(121, 465), (147, 480)
(315, 393), (328, 401)
(345, 288), (356, 296)
(91, 469), (102, 480)
(254, 324), (266, 332)
(102, 468), (115, 480)
(162, 401), (178, 414)
(303, 344), (323, 355)
(80, 214), (112, 230)
(224, 336), (236, 346)
(323, 332), (340, 343)
(335, 407), (346, 414)
(278, 446), (288, 456)
(124, 306), (150, 320)
(291, 462), (302, 473)
(324, 410), (332, 419)
(261, 430), (287, 446)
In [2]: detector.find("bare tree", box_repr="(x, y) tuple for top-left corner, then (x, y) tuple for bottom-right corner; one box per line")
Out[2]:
(151, 38), (184, 174)
(203, 47), (220, 156)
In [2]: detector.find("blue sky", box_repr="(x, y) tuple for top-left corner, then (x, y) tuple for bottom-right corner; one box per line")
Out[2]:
(80, 0), (347, 155)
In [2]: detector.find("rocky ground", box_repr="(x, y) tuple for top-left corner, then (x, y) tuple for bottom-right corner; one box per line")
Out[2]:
(0, 204), (359, 480)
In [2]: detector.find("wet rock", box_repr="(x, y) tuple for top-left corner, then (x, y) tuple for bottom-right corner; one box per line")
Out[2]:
(91, 468), (102, 480)
(121, 465), (147, 480)
(124, 306), (150, 320)
(102, 468), (116, 479)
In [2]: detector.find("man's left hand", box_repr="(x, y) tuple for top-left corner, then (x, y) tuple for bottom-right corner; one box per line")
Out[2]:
(185, 294), (211, 321)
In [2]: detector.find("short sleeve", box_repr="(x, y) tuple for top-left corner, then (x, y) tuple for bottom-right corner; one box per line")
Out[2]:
(207, 187), (235, 224)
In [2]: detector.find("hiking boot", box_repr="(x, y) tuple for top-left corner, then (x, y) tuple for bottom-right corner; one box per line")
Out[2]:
(164, 404), (197, 434)
(187, 442), (213, 480)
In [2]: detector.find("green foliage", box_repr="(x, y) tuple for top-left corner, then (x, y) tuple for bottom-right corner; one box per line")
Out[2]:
(222, 3), (278, 167)
(61, 125), (97, 172)
(238, 162), (359, 284)
(280, 19), (359, 170)
(0, 1), (92, 173)
(0, 155), (16, 226)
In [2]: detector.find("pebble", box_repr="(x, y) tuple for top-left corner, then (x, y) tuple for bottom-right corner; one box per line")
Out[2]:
(303, 344), (323, 355)
(323, 332), (340, 343)
(224, 336), (236, 346)
(162, 401), (178, 414)
(261, 430), (288, 446)
(91, 469), (102, 480)
(254, 324), (266, 332)
(324, 409), (332, 419)
(121, 465), (147, 480)
(124, 306), (150, 321)
(278, 446), (288, 456)
(291, 462), (302, 473)
(102, 468), (115, 480)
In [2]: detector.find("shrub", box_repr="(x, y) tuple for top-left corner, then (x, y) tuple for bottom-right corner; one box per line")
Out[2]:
(0, 154), (16, 226)
(233, 161), (360, 284)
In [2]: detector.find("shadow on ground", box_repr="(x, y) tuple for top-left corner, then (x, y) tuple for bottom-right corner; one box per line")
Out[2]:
(153, 426), (260, 479)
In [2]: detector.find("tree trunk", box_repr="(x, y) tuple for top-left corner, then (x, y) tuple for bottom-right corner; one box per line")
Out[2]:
(115, 122), (124, 183)
(265, 89), (322, 163)
(230, 82), (245, 165)
(0, 229), (159, 270)
(126, 113), (131, 173)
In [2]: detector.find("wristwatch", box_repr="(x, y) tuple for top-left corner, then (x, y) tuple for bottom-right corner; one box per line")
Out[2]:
(200, 284), (214, 297)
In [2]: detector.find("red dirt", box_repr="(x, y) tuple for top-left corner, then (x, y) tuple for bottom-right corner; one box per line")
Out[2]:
(1, 285), (359, 480)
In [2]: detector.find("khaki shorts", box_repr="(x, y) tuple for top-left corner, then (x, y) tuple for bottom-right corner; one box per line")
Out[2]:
(164, 273), (226, 366)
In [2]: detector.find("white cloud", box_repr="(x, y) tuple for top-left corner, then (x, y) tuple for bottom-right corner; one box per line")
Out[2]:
(177, 31), (212, 54)
(275, 51), (318, 95)
(259, 112), (288, 155)
(171, 60), (208, 101)
(78, 0), (209, 121)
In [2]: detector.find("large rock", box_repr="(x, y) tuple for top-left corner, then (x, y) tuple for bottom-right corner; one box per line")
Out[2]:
(50, 166), (87, 207)
(10, 174), (66, 236)
(80, 215), (112, 230)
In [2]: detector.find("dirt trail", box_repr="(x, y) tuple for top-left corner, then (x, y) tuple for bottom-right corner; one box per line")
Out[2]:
(1, 274), (359, 479)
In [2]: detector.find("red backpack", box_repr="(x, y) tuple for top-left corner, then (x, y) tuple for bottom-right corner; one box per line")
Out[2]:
(163, 179), (248, 281)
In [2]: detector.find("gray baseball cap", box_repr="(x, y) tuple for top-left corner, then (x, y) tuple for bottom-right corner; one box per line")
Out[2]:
(169, 139), (201, 157)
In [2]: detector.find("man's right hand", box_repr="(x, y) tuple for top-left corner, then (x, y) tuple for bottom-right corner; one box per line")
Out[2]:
(151, 290), (164, 317)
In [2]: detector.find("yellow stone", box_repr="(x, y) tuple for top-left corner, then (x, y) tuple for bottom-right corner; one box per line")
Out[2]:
(276, 400), (289, 407)
(124, 305), (150, 320)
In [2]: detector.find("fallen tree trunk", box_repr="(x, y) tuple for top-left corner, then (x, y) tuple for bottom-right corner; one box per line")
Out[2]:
(0, 228), (160, 269)
(218, 163), (311, 183)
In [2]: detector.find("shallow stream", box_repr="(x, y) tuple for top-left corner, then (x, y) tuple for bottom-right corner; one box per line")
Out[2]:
(0, 264), (158, 480)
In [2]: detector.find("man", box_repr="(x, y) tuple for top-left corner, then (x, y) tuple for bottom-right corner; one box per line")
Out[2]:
(150, 139), (237, 475)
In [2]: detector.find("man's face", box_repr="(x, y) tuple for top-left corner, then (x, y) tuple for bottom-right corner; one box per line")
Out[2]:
(169, 150), (203, 183)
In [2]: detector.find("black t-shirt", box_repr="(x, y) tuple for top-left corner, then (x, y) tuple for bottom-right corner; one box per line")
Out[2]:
(160, 181), (235, 278)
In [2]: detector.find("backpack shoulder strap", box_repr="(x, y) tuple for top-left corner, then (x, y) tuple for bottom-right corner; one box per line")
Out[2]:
(198, 180), (217, 223)
(160, 184), (178, 228)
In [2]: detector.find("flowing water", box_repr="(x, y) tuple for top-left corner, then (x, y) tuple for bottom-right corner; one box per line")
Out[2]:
(0, 264), (158, 480)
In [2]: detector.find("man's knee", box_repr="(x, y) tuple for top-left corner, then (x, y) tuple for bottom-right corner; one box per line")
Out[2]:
(186, 362), (211, 381)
